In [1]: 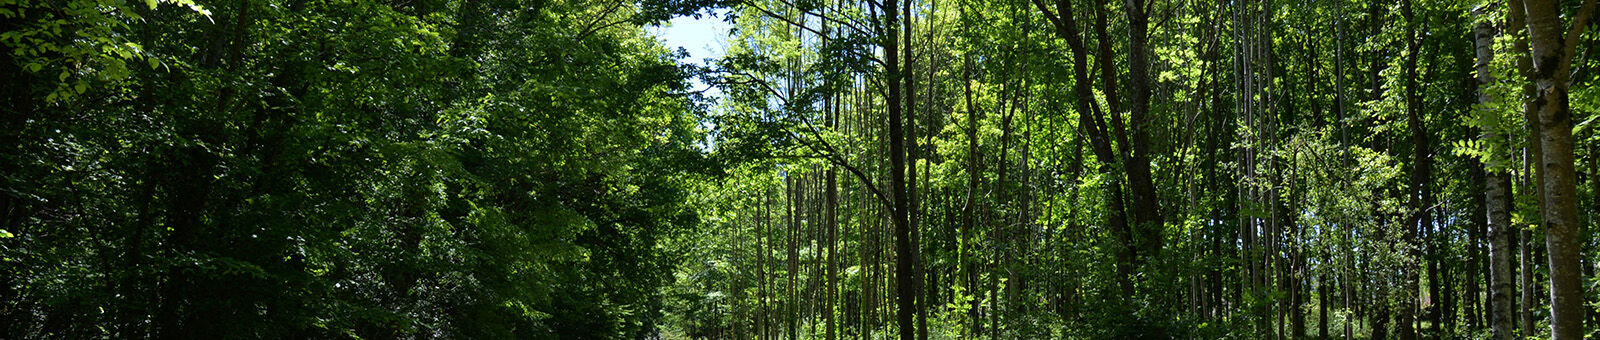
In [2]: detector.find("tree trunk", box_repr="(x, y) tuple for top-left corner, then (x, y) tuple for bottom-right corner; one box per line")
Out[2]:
(882, 0), (915, 337)
(899, 3), (928, 339)
(828, 169), (839, 340)
(1467, 160), (1485, 330)
(1030, 0), (1137, 297)
(761, 190), (771, 340)
(1475, 8), (1518, 339)
(1122, 0), (1165, 264)
(1320, 273), (1330, 339)
(960, 36), (983, 336)
(788, 177), (798, 340)
(1506, 3), (1545, 337)
(825, 14), (840, 337)
(1521, 0), (1596, 338)
(1373, 301), (1392, 340)
(1398, 1), (1423, 339)
(1092, 0), (1139, 298)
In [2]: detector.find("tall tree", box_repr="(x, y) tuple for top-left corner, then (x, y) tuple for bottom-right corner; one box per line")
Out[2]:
(1521, 0), (1597, 338)
(882, 0), (917, 337)
(1400, 0), (1428, 338)
(1476, 5), (1518, 340)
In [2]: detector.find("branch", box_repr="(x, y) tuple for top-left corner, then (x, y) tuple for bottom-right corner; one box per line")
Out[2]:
(716, 69), (893, 209)
(718, 69), (794, 106)
(1562, 0), (1597, 68)
(742, 0), (828, 37)
(790, 97), (891, 209)
(741, 0), (886, 69)
(785, 125), (894, 209)
(768, 0), (878, 38)
(1030, 0), (1063, 30)
(574, 0), (628, 42)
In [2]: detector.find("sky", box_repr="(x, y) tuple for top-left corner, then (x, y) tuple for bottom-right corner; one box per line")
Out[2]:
(650, 11), (731, 98)
(651, 11), (730, 65)
(650, 11), (731, 149)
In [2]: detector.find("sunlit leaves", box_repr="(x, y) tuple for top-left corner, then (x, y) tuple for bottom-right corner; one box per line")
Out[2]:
(2, 0), (708, 337)
(1, 0), (208, 103)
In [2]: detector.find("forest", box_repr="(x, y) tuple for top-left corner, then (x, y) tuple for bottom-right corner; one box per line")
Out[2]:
(0, 0), (1598, 338)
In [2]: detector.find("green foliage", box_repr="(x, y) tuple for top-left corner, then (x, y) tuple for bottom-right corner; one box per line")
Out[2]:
(661, 0), (1600, 337)
(0, 0), (712, 337)
(3, 0), (1596, 337)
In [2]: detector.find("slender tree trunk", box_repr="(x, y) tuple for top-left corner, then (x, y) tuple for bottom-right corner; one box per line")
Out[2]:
(1122, 0), (1164, 264)
(899, 3), (928, 339)
(1521, 0), (1596, 337)
(1334, 2), (1354, 337)
(1398, 1), (1423, 339)
(997, 82), (1014, 338)
(882, 0), (915, 337)
(1505, 3), (1546, 336)
(1092, 0), (1139, 298)
(790, 176), (801, 340)
(1373, 300), (1392, 340)
(960, 38), (983, 337)
(1517, 227), (1533, 337)
(1320, 273), (1330, 339)
(1030, 0), (1136, 298)
(761, 190), (771, 340)
(1467, 162), (1486, 331)
(1474, 9), (1519, 340)
(828, 168), (839, 340)
(832, 13), (844, 336)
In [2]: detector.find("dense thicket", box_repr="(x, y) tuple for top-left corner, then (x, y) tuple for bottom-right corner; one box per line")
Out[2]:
(3, 0), (1598, 339)
(1, 0), (717, 337)
(677, 0), (1599, 338)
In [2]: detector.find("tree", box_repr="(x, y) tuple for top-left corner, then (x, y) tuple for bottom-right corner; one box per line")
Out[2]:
(11, 0), (1600, 338)
(1520, 0), (1597, 338)
(1475, 5), (1519, 339)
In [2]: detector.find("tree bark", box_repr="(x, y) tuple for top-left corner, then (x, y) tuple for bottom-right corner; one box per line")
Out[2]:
(1094, 0), (1139, 298)
(959, 40), (985, 337)
(760, 189), (770, 340)
(825, 12), (840, 339)
(1506, 3), (1548, 337)
(828, 168), (839, 340)
(1122, 0), (1164, 262)
(788, 176), (800, 340)
(1029, 0), (1136, 296)
(1522, 0), (1596, 338)
(1475, 7), (1518, 339)
(1320, 273), (1330, 339)
(1397, 2), (1422, 340)
(882, 0), (915, 337)
(900, 3), (928, 339)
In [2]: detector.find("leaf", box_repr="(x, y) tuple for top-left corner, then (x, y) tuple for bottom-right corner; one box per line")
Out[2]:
(0, 229), (12, 238)
(145, 0), (158, 9)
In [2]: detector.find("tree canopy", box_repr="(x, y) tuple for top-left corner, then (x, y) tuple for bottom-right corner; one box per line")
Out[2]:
(1, 0), (1597, 339)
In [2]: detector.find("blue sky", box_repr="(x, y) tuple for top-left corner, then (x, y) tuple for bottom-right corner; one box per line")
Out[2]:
(651, 11), (730, 68)
(650, 11), (730, 149)
(651, 11), (730, 99)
